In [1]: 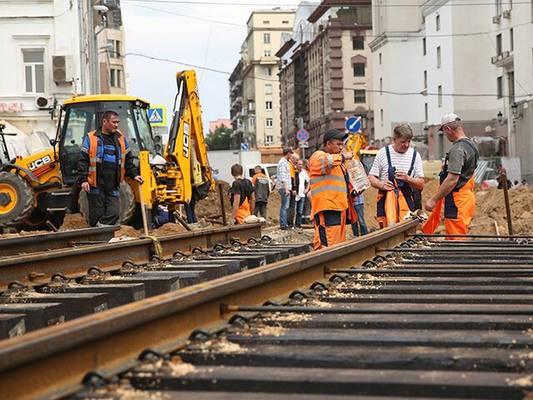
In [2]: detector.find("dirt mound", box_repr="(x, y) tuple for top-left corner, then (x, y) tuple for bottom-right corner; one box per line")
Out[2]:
(471, 187), (533, 235)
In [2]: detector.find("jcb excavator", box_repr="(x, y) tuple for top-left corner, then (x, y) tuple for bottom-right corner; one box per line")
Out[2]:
(344, 131), (377, 173)
(0, 70), (214, 231)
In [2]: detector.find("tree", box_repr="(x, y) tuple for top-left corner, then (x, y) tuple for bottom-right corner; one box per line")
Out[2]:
(205, 124), (232, 150)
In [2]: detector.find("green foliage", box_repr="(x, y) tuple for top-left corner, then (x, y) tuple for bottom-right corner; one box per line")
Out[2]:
(205, 124), (232, 150)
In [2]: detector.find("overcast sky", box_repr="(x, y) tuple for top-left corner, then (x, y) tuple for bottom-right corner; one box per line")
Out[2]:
(121, 0), (297, 133)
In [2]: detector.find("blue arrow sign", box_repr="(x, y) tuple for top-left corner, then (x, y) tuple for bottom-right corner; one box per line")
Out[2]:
(296, 128), (309, 142)
(345, 116), (362, 133)
(241, 142), (250, 151)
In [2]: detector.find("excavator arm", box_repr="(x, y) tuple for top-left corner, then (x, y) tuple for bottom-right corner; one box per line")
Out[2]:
(164, 70), (214, 204)
(344, 132), (368, 161)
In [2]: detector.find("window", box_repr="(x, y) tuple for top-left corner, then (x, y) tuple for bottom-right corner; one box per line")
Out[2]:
(282, 20), (289, 24)
(424, 70), (427, 89)
(380, 109), (384, 127)
(263, 33), (270, 44)
(379, 53), (382, 65)
(423, 38), (427, 55)
(264, 66), (272, 76)
(354, 89), (366, 103)
(438, 85), (443, 107)
(23, 49), (45, 93)
(437, 46), (441, 68)
(510, 28), (514, 51)
(496, 33), (502, 55)
(352, 36), (364, 50)
(263, 20), (270, 24)
(497, 76), (503, 99)
(107, 40), (121, 57)
(353, 63), (365, 77)
(264, 84), (272, 94)
(264, 50), (271, 57)
(249, 117), (255, 131)
(266, 135), (274, 144)
(265, 101), (272, 110)
(379, 77), (383, 94)
(436, 15), (440, 31)
(424, 103), (428, 122)
(110, 68), (122, 88)
(266, 118), (273, 128)
(508, 71), (515, 102)
(248, 99), (255, 111)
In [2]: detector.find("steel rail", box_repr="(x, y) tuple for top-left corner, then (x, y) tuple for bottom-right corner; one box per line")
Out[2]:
(0, 224), (262, 289)
(0, 226), (118, 257)
(0, 220), (417, 400)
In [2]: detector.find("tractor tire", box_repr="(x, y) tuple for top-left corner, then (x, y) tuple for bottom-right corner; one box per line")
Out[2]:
(0, 172), (34, 228)
(19, 208), (66, 232)
(79, 182), (136, 226)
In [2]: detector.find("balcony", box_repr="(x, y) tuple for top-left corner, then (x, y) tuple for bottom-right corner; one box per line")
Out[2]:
(491, 51), (513, 67)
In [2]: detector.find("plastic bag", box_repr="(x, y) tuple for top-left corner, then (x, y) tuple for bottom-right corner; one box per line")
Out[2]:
(345, 158), (370, 194)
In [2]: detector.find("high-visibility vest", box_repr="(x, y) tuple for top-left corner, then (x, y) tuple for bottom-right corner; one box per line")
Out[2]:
(308, 150), (348, 218)
(87, 130), (127, 187)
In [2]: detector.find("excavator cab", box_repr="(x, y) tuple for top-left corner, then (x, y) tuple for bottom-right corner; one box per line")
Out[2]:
(57, 95), (156, 186)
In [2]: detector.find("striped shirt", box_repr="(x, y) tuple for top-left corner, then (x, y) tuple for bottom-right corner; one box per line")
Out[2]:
(369, 145), (424, 182)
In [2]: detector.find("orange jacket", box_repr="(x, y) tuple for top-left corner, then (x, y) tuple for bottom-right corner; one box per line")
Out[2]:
(86, 130), (126, 187)
(308, 150), (348, 218)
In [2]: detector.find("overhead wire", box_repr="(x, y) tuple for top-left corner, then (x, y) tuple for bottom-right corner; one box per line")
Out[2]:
(123, 52), (533, 98)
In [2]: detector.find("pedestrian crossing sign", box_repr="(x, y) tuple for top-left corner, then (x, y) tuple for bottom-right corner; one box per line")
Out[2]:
(147, 105), (167, 127)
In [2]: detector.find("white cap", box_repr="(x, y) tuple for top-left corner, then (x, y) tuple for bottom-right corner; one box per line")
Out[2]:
(440, 113), (461, 126)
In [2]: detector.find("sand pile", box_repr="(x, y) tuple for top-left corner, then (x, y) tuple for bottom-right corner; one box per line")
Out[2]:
(471, 187), (533, 235)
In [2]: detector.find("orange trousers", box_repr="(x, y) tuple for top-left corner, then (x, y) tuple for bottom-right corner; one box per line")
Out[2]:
(422, 178), (475, 239)
(313, 210), (347, 250)
(376, 190), (411, 229)
(235, 199), (251, 224)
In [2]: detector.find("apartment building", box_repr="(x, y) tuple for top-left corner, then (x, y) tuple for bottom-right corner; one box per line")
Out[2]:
(278, 0), (373, 152)
(238, 9), (295, 148)
(229, 60), (244, 149)
(0, 0), (126, 141)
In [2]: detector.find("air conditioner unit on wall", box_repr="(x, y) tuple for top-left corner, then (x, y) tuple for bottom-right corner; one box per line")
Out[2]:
(492, 15), (501, 23)
(52, 55), (74, 84)
(35, 96), (53, 109)
(503, 10), (511, 18)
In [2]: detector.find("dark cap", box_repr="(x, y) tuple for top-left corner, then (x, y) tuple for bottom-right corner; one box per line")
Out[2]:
(323, 129), (348, 144)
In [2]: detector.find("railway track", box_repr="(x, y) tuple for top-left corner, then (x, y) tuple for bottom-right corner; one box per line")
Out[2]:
(2, 220), (533, 399)
(0, 225), (304, 340)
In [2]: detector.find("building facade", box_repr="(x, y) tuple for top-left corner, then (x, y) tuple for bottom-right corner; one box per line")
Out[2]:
(229, 60), (244, 149)
(278, 0), (373, 152)
(0, 0), (127, 142)
(238, 9), (295, 148)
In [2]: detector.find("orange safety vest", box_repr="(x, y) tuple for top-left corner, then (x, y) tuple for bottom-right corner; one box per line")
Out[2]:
(235, 197), (251, 224)
(308, 150), (348, 218)
(87, 130), (127, 187)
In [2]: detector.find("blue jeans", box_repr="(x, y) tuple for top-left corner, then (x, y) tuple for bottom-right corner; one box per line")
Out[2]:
(279, 189), (290, 228)
(295, 198), (305, 227)
(351, 203), (368, 237)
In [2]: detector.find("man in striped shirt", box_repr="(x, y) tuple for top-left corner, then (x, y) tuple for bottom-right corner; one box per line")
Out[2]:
(276, 147), (293, 230)
(368, 123), (424, 228)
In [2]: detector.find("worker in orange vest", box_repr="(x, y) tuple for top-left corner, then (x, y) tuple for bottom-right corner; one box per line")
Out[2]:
(368, 124), (425, 228)
(309, 129), (354, 250)
(230, 163), (255, 224)
(79, 111), (143, 227)
(423, 113), (479, 237)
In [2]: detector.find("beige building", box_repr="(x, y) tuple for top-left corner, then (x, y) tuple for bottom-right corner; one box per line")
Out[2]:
(239, 9), (295, 148)
(278, 1), (373, 152)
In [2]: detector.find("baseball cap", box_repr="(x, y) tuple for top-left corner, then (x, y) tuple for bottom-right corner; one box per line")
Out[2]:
(439, 113), (461, 131)
(323, 129), (348, 143)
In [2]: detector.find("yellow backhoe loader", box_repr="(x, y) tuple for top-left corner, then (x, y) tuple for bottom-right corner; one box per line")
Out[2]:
(0, 70), (214, 231)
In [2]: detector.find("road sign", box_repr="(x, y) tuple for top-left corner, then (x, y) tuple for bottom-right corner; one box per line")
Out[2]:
(298, 141), (309, 148)
(147, 105), (167, 127)
(345, 116), (362, 133)
(296, 128), (309, 142)
(241, 142), (250, 151)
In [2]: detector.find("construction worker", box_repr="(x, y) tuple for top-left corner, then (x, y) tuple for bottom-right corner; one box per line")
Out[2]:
(287, 152), (300, 228)
(230, 163), (255, 224)
(368, 123), (424, 228)
(251, 165), (270, 219)
(309, 129), (353, 250)
(79, 111), (143, 227)
(423, 113), (479, 237)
